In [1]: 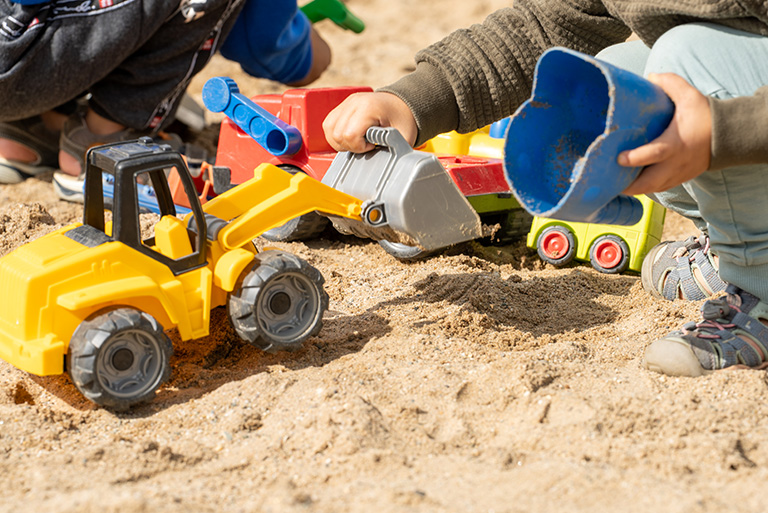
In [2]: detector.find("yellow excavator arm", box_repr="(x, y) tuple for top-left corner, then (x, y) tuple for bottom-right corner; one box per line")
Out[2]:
(201, 163), (363, 251)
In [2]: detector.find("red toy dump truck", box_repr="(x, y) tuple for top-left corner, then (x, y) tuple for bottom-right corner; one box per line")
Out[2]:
(204, 78), (532, 258)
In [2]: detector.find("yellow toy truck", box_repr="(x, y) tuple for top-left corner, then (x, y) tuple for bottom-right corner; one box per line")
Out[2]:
(0, 137), (368, 410)
(526, 195), (666, 274)
(421, 121), (666, 274)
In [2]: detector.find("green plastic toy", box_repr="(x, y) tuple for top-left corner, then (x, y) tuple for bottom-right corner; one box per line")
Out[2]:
(301, 0), (365, 33)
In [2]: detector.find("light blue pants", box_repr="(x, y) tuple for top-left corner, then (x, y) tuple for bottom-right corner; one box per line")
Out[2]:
(596, 23), (768, 301)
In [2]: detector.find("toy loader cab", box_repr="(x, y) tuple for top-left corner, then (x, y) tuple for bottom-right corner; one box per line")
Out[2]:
(81, 137), (208, 274)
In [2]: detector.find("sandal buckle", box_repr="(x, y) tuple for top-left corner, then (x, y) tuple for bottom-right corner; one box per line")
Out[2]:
(702, 299), (730, 321)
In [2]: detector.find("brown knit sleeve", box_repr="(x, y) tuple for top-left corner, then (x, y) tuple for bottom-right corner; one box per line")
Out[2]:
(380, 1), (631, 146)
(709, 87), (768, 170)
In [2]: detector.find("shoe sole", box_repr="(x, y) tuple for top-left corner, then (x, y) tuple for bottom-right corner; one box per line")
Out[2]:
(643, 338), (711, 377)
(52, 172), (85, 203)
(640, 241), (667, 300)
(0, 163), (25, 184)
(0, 159), (54, 184)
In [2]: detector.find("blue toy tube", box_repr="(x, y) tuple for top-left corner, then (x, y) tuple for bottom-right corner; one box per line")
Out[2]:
(503, 47), (674, 225)
(202, 76), (303, 157)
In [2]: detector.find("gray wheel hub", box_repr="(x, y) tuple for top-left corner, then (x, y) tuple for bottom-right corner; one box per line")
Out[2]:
(95, 329), (165, 399)
(256, 272), (320, 342)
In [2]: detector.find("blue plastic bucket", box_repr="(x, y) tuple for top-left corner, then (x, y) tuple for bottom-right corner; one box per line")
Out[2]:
(503, 47), (674, 225)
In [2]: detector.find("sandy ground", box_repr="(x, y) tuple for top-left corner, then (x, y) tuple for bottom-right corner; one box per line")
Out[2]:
(2, 1), (767, 512)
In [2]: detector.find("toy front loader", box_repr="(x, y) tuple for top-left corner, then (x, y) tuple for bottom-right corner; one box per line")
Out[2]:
(0, 138), (370, 411)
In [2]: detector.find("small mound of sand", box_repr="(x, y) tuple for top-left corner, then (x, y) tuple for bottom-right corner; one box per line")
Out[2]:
(0, 202), (57, 255)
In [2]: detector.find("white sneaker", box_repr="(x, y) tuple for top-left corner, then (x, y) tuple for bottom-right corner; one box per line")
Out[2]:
(52, 171), (85, 203)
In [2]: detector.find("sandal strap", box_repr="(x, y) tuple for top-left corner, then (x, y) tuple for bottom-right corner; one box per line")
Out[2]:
(693, 251), (722, 290)
(661, 267), (680, 300)
(676, 257), (709, 301)
(712, 332), (763, 367)
(687, 291), (768, 369)
(732, 311), (768, 354)
(0, 117), (59, 167)
(655, 237), (725, 301)
(645, 286), (768, 374)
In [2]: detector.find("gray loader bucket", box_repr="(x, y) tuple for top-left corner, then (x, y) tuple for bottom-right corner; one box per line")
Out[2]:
(321, 127), (482, 251)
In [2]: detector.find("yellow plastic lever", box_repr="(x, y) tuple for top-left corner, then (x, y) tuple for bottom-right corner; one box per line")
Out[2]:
(204, 164), (362, 251)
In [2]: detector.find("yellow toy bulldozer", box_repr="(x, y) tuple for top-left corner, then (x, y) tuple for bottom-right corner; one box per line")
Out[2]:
(0, 137), (368, 410)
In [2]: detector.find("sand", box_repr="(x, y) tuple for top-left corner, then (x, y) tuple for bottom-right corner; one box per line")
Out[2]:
(2, 1), (766, 512)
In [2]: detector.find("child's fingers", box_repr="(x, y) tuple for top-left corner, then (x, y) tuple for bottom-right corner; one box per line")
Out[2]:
(324, 93), (389, 153)
(619, 72), (708, 169)
(617, 137), (674, 168)
(617, 74), (683, 168)
(618, 135), (678, 195)
(322, 105), (341, 142)
(623, 164), (665, 196)
(323, 100), (374, 153)
(338, 108), (378, 152)
(335, 115), (376, 153)
(647, 72), (690, 100)
(619, 72), (711, 195)
(323, 92), (417, 153)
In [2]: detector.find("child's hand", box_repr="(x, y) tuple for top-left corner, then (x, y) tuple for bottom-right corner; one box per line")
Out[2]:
(619, 73), (712, 195)
(323, 92), (418, 152)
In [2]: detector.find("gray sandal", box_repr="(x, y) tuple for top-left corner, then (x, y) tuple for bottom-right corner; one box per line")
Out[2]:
(644, 285), (768, 376)
(54, 110), (209, 203)
(641, 234), (726, 301)
(0, 116), (60, 184)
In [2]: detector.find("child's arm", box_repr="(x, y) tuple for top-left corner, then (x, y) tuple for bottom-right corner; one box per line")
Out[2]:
(623, 74), (768, 195)
(324, 1), (631, 152)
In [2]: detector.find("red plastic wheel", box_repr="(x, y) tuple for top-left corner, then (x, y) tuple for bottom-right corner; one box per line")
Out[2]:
(536, 225), (576, 266)
(540, 230), (570, 259)
(592, 238), (622, 268)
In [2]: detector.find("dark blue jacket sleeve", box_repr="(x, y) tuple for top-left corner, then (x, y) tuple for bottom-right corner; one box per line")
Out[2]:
(220, 0), (313, 84)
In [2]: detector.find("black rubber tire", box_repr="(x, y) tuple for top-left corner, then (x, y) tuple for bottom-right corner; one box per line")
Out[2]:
(260, 212), (329, 242)
(67, 307), (173, 410)
(479, 209), (534, 246)
(589, 234), (631, 274)
(260, 165), (329, 242)
(536, 225), (577, 266)
(228, 250), (328, 353)
(378, 239), (438, 261)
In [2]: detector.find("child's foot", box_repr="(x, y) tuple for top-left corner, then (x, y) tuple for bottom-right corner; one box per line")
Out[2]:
(57, 109), (133, 177)
(641, 234), (726, 301)
(0, 113), (64, 184)
(54, 109), (209, 203)
(643, 285), (768, 376)
(54, 109), (138, 201)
